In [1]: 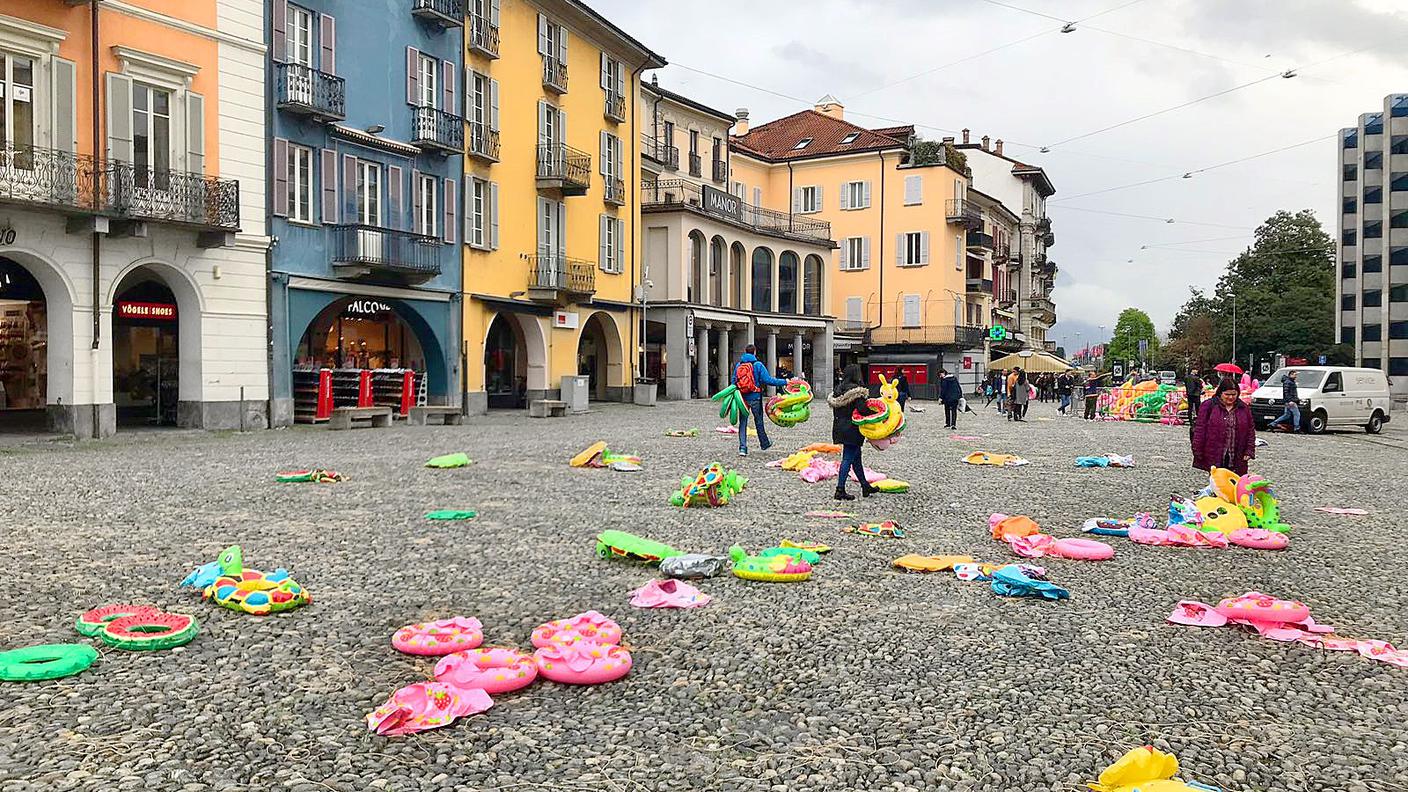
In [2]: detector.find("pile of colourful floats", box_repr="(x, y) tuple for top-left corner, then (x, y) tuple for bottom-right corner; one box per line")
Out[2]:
(596, 529), (833, 584)
(0, 545), (309, 682)
(1097, 373), (1260, 425)
(1084, 466), (1290, 550)
(369, 610), (633, 736)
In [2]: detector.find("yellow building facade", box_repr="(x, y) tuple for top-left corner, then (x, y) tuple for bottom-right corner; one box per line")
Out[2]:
(461, 0), (662, 411)
(730, 99), (985, 381)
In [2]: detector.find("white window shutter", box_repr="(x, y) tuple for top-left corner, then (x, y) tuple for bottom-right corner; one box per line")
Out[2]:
(537, 100), (548, 145)
(185, 92), (205, 174)
(792, 188), (802, 213)
(816, 186), (823, 211)
(862, 237), (871, 267)
(840, 185), (849, 210)
(600, 131), (609, 175)
(600, 53), (609, 90)
(489, 181), (500, 250)
(490, 79), (500, 131)
(920, 231), (930, 264)
(616, 219), (625, 272)
(52, 58), (76, 154)
(272, 0), (288, 62)
(903, 295), (921, 327)
(556, 202), (566, 257)
(537, 14), (549, 55)
(955, 234), (963, 268)
(557, 26), (567, 65)
(863, 180), (872, 208)
(896, 234), (905, 266)
(490, 0), (499, 26)
(560, 108), (568, 147)
(463, 179), (473, 246)
(752, 186), (761, 207)
(600, 214), (608, 269)
(839, 239), (849, 269)
(106, 73), (134, 162)
(846, 296), (862, 323)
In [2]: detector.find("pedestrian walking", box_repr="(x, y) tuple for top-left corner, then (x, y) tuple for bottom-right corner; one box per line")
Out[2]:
(1056, 372), (1073, 414)
(828, 364), (877, 501)
(1010, 368), (1030, 421)
(1192, 380), (1257, 475)
(1268, 370), (1302, 433)
(1183, 367), (1204, 439)
(732, 344), (788, 457)
(1083, 371), (1102, 420)
(938, 368), (962, 429)
(993, 370), (1007, 412)
(894, 370), (911, 411)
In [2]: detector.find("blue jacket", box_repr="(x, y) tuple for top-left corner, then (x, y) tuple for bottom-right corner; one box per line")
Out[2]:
(732, 353), (788, 401)
(939, 376), (963, 404)
(1282, 378), (1299, 404)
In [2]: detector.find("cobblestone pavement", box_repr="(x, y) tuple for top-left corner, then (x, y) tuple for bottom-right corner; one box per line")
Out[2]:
(1, 398), (1406, 792)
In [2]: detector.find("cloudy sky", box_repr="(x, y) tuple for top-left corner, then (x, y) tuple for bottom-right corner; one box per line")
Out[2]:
(595, 0), (1408, 350)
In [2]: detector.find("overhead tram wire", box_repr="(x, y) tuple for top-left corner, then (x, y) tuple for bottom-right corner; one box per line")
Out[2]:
(1048, 205), (1254, 230)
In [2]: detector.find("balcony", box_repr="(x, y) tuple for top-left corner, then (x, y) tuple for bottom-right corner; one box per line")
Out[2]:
(411, 0), (462, 27)
(468, 13), (499, 58)
(711, 159), (727, 183)
(966, 277), (993, 295)
(945, 198), (982, 228)
(526, 255), (596, 303)
(411, 106), (463, 155)
(869, 324), (986, 347)
(1036, 216), (1051, 233)
(110, 161), (240, 238)
(331, 224), (442, 284)
(966, 230), (994, 251)
(1025, 296), (1056, 321)
(835, 319), (869, 334)
(542, 55), (568, 93)
(688, 152), (702, 178)
(641, 134), (679, 170)
(536, 143), (591, 195)
(997, 288), (1018, 306)
(468, 122), (500, 162)
(604, 92), (625, 123)
(603, 177), (625, 206)
(1042, 231), (1056, 248)
(0, 146), (103, 216)
(275, 63), (345, 121)
(641, 179), (832, 245)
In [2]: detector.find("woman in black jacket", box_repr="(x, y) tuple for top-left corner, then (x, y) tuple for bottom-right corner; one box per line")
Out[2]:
(828, 365), (875, 501)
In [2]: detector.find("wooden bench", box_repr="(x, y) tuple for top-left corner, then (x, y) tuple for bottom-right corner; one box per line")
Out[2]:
(528, 399), (569, 418)
(328, 406), (393, 430)
(408, 406), (464, 426)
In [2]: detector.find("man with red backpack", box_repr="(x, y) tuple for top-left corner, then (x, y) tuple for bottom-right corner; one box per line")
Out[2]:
(732, 344), (789, 456)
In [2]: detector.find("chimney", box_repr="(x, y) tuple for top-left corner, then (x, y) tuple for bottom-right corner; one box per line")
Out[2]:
(995, 139), (1004, 156)
(981, 135), (990, 150)
(733, 108), (750, 136)
(651, 74), (659, 87)
(814, 94), (844, 120)
(962, 128), (970, 144)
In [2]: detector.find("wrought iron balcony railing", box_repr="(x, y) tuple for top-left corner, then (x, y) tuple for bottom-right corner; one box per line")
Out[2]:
(641, 179), (831, 244)
(468, 14), (499, 58)
(711, 159), (727, 183)
(109, 161), (240, 231)
(331, 224), (442, 281)
(603, 177), (626, 206)
(604, 92), (625, 123)
(411, 0), (463, 27)
(0, 146), (102, 214)
(688, 152), (702, 178)
(275, 63), (346, 120)
(411, 106), (464, 154)
(468, 122), (500, 162)
(542, 55), (568, 93)
(527, 254), (595, 296)
(946, 198), (982, 228)
(641, 133), (679, 170)
(536, 143), (591, 195)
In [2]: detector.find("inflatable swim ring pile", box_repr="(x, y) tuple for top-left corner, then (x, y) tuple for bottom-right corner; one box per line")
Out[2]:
(275, 469), (344, 483)
(531, 610), (631, 685)
(852, 375), (905, 450)
(202, 545), (310, 616)
(393, 617), (484, 656)
(764, 378), (814, 427)
(729, 545), (812, 582)
(1203, 466), (1291, 533)
(670, 463), (746, 508)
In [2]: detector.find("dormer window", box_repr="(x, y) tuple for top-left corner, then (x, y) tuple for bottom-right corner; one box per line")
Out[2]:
(838, 132), (859, 145)
(792, 137), (812, 150)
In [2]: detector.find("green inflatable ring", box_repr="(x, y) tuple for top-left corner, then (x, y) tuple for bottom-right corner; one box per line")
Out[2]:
(0, 643), (99, 682)
(100, 612), (199, 651)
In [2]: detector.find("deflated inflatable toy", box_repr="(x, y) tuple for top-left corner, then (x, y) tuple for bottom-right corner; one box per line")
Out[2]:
(629, 579), (711, 609)
(276, 469), (344, 483)
(1228, 528), (1289, 551)
(367, 682), (492, 736)
(765, 378), (814, 427)
(773, 450), (818, 471)
(1172, 592), (1408, 669)
(425, 452), (471, 469)
(570, 442), (642, 469)
(595, 529), (683, 564)
(729, 545), (813, 582)
(711, 384), (748, 425)
(664, 428), (701, 437)
(659, 554), (728, 579)
(99, 611), (199, 651)
(781, 539), (832, 553)
(424, 509), (478, 521)
(203, 545), (311, 616)
(963, 451), (1030, 467)
(670, 463), (746, 507)
(843, 520), (906, 539)
(0, 644), (99, 682)
(1087, 745), (1220, 792)
(760, 546), (821, 565)
(852, 375), (906, 450)
(892, 554), (974, 573)
(1193, 496), (1248, 534)
(392, 617), (484, 656)
(434, 647), (538, 694)
(534, 641), (633, 685)
(990, 513), (1041, 541)
(990, 565), (1069, 600)
(75, 603), (161, 636)
(872, 478), (910, 493)
(801, 443), (843, 454)
(531, 610), (623, 648)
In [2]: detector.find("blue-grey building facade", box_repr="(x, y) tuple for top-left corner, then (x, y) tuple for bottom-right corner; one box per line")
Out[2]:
(266, 0), (465, 425)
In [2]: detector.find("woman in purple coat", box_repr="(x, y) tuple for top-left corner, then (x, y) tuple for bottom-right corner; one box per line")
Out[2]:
(1191, 381), (1256, 475)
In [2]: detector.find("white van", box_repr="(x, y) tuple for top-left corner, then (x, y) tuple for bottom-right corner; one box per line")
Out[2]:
(1250, 366), (1392, 434)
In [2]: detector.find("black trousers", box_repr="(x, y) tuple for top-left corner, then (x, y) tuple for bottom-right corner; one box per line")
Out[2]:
(1084, 396), (1098, 420)
(944, 402), (958, 427)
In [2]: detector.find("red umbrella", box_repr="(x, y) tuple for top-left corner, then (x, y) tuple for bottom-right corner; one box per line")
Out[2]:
(1213, 363), (1243, 375)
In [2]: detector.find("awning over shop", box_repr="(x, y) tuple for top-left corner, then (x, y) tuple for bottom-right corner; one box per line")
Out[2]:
(988, 350), (1073, 373)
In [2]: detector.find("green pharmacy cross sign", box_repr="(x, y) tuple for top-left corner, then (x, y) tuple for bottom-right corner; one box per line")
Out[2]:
(987, 326), (1008, 341)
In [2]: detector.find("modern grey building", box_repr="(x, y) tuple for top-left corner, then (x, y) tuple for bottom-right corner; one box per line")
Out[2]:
(1338, 93), (1408, 395)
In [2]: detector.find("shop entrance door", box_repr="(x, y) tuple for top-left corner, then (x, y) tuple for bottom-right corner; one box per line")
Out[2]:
(113, 281), (180, 427)
(0, 258), (48, 431)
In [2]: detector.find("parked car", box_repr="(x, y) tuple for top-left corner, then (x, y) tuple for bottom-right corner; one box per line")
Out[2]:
(1250, 366), (1392, 434)
(1158, 370), (1177, 385)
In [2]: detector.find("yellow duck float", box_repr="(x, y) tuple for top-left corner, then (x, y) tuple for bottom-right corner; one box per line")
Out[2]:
(1088, 746), (1219, 792)
(853, 375), (905, 450)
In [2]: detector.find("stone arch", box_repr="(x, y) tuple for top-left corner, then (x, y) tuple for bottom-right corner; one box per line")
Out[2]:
(577, 310), (626, 401)
(0, 248), (77, 411)
(293, 294), (450, 396)
(483, 311), (548, 404)
(108, 260), (204, 405)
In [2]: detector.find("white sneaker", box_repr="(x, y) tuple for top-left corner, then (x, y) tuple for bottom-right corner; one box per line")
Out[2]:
(738, 449), (748, 457)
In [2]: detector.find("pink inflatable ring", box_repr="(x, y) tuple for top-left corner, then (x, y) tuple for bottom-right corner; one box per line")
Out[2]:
(1215, 592), (1310, 625)
(434, 646), (538, 694)
(392, 617), (484, 656)
(1050, 538), (1115, 561)
(1228, 529), (1289, 551)
(531, 610), (622, 648)
(534, 640), (632, 685)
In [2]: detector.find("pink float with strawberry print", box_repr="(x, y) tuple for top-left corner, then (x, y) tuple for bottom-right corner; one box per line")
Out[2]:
(534, 640), (632, 685)
(530, 610), (622, 648)
(1214, 592), (1310, 625)
(391, 616), (484, 656)
(434, 646), (538, 694)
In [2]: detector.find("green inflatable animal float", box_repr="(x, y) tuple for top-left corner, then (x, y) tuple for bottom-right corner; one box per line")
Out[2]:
(669, 463), (746, 508)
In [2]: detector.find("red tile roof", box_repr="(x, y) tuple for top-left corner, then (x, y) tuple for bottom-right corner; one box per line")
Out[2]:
(733, 110), (909, 162)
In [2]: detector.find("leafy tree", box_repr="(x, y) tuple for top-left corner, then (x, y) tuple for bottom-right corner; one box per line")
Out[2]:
(1106, 308), (1159, 368)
